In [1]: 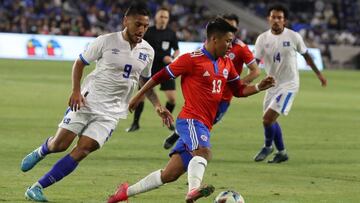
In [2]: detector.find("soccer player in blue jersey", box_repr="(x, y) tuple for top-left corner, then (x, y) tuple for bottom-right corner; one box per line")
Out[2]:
(20, 3), (172, 202)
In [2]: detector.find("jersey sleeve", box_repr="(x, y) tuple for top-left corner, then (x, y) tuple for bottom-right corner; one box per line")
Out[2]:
(171, 31), (179, 51)
(227, 61), (240, 82)
(254, 35), (264, 60)
(141, 48), (154, 78)
(241, 45), (256, 65)
(79, 35), (105, 65)
(166, 53), (193, 79)
(295, 32), (308, 54)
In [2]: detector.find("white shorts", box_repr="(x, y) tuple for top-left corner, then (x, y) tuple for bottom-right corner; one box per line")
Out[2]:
(263, 89), (297, 116)
(58, 108), (118, 147)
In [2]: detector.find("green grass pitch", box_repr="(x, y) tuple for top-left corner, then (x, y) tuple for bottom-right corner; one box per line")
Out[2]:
(0, 59), (359, 203)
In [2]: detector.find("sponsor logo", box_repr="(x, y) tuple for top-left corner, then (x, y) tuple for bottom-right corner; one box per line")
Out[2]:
(46, 39), (62, 57)
(203, 70), (210, 77)
(27, 38), (62, 57)
(111, 48), (120, 54)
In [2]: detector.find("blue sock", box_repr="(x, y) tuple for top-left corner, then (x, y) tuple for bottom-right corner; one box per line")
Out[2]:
(273, 122), (285, 151)
(264, 124), (276, 147)
(39, 137), (51, 156)
(38, 154), (78, 188)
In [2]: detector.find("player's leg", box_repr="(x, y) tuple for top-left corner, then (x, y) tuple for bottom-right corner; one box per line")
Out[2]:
(21, 127), (77, 172)
(267, 92), (295, 163)
(26, 116), (114, 201)
(108, 153), (186, 203)
(126, 93), (145, 132)
(177, 119), (214, 202)
(213, 100), (230, 125)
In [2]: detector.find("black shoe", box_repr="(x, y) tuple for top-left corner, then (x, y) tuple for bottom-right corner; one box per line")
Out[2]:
(268, 152), (289, 163)
(126, 123), (140, 132)
(254, 146), (274, 162)
(163, 132), (180, 149)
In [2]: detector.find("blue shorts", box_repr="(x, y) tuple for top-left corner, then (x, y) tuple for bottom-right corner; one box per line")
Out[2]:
(169, 118), (211, 171)
(213, 101), (230, 124)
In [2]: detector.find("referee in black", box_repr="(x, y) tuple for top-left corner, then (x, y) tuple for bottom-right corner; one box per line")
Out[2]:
(126, 6), (179, 133)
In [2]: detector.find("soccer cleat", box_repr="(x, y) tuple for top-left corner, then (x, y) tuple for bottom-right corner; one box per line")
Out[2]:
(163, 132), (180, 149)
(254, 146), (274, 162)
(25, 185), (48, 202)
(21, 149), (44, 172)
(107, 182), (129, 203)
(125, 123), (140, 132)
(268, 152), (289, 163)
(185, 184), (215, 203)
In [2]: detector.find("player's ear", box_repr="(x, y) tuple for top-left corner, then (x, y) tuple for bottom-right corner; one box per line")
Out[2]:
(123, 16), (129, 27)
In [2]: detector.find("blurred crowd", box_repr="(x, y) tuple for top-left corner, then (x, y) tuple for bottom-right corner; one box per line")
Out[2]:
(1, 0), (359, 49)
(236, 0), (360, 47)
(0, 0), (214, 42)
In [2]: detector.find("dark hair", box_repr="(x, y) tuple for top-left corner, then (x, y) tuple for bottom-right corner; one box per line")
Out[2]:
(206, 17), (238, 39)
(267, 3), (289, 19)
(157, 6), (170, 14)
(222, 14), (239, 26)
(124, 2), (151, 17)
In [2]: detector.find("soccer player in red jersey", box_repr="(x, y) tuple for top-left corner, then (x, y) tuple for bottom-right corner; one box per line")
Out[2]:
(108, 18), (275, 203)
(163, 14), (261, 149)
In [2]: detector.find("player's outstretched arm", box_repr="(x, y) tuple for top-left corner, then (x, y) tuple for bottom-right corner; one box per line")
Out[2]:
(241, 62), (261, 84)
(229, 76), (275, 97)
(128, 75), (173, 127)
(68, 59), (86, 111)
(302, 52), (327, 87)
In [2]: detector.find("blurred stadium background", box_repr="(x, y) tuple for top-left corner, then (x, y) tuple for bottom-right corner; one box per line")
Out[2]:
(0, 0), (359, 202)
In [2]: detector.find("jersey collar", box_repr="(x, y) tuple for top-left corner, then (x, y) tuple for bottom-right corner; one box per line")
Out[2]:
(201, 47), (219, 74)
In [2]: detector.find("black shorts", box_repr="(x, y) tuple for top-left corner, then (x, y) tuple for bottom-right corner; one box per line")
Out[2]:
(160, 79), (175, 91)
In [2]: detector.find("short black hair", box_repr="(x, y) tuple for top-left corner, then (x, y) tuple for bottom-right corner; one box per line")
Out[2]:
(124, 2), (151, 17)
(222, 14), (239, 26)
(267, 3), (289, 19)
(206, 17), (238, 39)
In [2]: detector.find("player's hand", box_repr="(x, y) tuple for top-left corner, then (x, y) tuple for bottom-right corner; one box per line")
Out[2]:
(68, 91), (85, 112)
(163, 56), (173, 65)
(128, 95), (141, 113)
(317, 73), (327, 87)
(258, 76), (275, 91)
(155, 106), (174, 128)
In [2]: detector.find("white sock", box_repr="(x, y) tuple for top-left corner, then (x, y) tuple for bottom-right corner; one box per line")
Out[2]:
(187, 156), (207, 192)
(127, 169), (163, 197)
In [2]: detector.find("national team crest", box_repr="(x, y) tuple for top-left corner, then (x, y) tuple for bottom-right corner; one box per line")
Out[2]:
(228, 52), (235, 60)
(138, 52), (147, 61)
(223, 69), (229, 79)
(283, 41), (290, 47)
(200, 135), (208, 142)
(161, 41), (170, 50)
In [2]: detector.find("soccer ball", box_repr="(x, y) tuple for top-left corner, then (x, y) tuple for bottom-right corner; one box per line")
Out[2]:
(214, 190), (245, 203)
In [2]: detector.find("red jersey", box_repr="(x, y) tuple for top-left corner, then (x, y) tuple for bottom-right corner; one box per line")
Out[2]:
(222, 39), (255, 102)
(166, 48), (239, 130)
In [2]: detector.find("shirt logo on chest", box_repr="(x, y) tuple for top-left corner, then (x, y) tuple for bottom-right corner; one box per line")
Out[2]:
(203, 70), (210, 77)
(223, 68), (229, 79)
(283, 41), (291, 47)
(112, 48), (120, 54)
(138, 52), (147, 61)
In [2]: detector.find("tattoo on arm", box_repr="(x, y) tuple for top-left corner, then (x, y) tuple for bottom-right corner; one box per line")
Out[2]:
(139, 76), (161, 106)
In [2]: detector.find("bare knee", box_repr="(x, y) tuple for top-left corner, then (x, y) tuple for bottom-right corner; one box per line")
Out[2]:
(48, 137), (71, 152)
(192, 148), (212, 162)
(70, 146), (93, 162)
